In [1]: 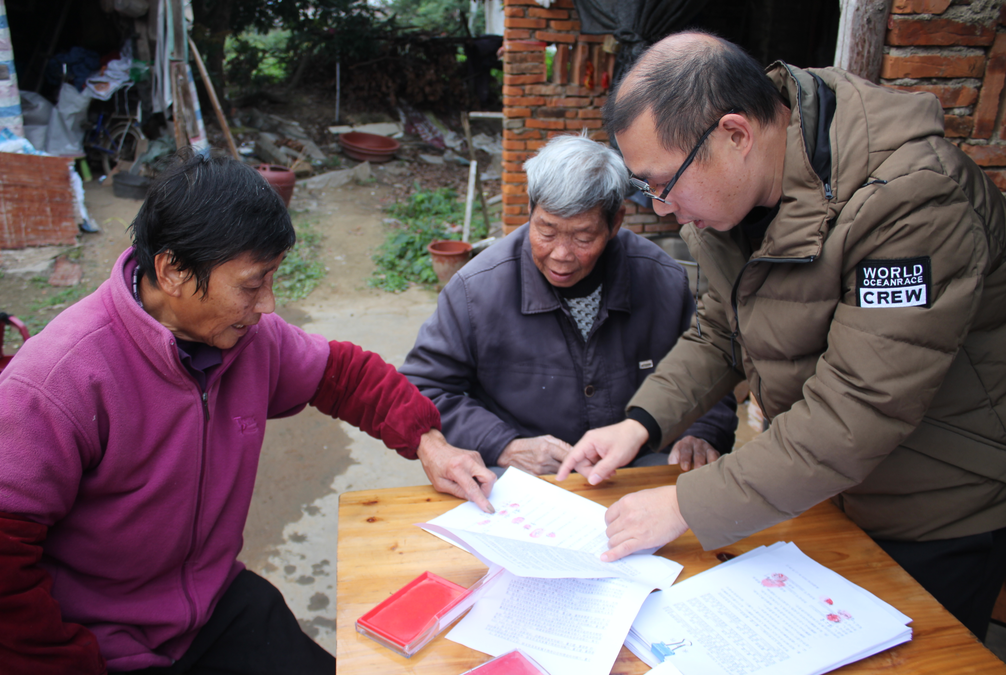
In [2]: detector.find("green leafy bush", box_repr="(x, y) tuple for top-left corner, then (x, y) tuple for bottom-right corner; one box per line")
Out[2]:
(370, 187), (482, 292)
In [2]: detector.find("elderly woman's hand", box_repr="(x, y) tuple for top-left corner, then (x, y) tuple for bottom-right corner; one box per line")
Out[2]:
(417, 429), (497, 512)
(667, 435), (721, 472)
(497, 435), (573, 476)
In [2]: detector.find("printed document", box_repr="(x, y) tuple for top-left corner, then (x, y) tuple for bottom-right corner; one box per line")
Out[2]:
(625, 542), (912, 675)
(425, 468), (683, 675)
(448, 571), (653, 675)
(427, 467), (611, 554)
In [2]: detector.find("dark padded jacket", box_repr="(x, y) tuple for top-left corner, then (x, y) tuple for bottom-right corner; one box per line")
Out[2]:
(401, 224), (737, 466)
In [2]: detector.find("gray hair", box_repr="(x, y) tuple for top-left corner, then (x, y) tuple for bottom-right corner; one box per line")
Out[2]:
(524, 133), (630, 229)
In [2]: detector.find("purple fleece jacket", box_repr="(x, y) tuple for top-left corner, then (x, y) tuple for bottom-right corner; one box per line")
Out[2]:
(0, 249), (330, 670)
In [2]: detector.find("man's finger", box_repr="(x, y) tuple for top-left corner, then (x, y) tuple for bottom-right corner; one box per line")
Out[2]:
(587, 453), (621, 485)
(556, 447), (587, 481)
(600, 539), (639, 562)
(693, 448), (719, 469)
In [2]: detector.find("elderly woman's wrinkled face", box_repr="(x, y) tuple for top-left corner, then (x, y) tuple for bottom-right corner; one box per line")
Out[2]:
(528, 204), (620, 288)
(169, 252), (282, 349)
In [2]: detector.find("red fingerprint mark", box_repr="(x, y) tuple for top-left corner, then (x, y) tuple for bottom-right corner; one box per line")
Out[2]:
(524, 524), (532, 530)
(827, 613), (841, 623)
(530, 528), (544, 538)
(499, 510), (508, 516)
(547, 532), (556, 538)
(512, 517), (525, 524)
(761, 573), (788, 588)
(477, 520), (490, 526)
(838, 610), (852, 620)
(820, 596), (833, 605)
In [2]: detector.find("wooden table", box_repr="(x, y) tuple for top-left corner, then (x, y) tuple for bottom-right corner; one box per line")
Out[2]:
(336, 466), (1005, 674)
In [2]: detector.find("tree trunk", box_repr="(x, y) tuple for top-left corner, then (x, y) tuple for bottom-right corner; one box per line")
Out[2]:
(834, 0), (892, 82)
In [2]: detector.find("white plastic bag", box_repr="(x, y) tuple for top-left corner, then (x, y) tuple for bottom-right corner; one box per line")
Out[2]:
(46, 83), (92, 156)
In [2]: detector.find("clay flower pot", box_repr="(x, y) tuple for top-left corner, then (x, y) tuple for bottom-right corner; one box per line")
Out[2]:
(256, 164), (296, 206)
(427, 240), (472, 286)
(338, 132), (401, 163)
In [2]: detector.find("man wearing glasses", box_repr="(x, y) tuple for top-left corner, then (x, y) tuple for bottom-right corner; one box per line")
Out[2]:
(558, 31), (1006, 641)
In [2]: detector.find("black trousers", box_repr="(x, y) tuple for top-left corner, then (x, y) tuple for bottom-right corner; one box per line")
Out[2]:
(874, 525), (1006, 642)
(123, 570), (334, 675)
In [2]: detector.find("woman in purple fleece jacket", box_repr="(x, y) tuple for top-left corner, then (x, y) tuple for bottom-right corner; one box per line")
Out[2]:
(0, 152), (496, 675)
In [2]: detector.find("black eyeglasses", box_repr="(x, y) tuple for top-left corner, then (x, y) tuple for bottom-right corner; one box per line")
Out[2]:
(629, 109), (738, 205)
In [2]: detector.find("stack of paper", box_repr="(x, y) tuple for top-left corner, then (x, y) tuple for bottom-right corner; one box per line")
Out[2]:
(421, 468), (683, 675)
(625, 542), (912, 675)
(421, 471), (912, 675)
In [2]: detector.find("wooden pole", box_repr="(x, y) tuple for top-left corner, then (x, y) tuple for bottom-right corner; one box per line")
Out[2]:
(462, 161), (477, 243)
(461, 112), (491, 235)
(170, 62), (188, 151)
(188, 36), (239, 160)
(834, 0), (892, 83)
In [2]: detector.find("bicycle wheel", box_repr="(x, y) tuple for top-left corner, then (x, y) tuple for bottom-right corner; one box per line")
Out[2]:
(84, 125), (117, 176)
(107, 123), (144, 173)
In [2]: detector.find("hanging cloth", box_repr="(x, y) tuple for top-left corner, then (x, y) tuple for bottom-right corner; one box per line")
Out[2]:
(573, 0), (708, 86)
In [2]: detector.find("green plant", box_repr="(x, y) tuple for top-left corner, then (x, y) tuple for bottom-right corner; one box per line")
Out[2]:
(274, 219), (327, 303)
(370, 187), (482, 292)
(225, 31), (292, 88)
(30, 284), (94, 312)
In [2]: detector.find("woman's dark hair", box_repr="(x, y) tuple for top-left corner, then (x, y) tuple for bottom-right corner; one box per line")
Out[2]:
(130, 150), (295, 295)
(604, 31), (782, 161)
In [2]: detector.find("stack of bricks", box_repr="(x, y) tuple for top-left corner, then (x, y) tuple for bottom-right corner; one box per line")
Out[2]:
(500, 0), (679, 235)
(882, 0), (1006, 190)
(0, 154), (77, 250)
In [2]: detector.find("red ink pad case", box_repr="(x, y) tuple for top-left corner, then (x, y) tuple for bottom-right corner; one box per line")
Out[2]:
(461, 649), (551, 674)
(356, 568), (502, 658)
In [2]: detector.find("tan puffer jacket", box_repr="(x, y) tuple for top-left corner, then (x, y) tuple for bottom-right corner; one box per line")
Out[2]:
(629, 62), (1006, 548)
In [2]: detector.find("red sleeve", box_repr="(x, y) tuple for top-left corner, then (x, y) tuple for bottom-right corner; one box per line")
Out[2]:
(0, 512), (107, 675)
(309, 340), (441, 459)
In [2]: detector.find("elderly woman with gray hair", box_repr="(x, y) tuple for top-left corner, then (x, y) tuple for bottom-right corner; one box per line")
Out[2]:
(401, 133), (736, 476)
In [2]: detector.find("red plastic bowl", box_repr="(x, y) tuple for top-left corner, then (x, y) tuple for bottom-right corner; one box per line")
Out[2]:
(339, 132), (401, 163)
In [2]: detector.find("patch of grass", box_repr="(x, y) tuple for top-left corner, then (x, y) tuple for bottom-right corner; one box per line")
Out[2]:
(2, 282), (98, 351)
(274, 219), (326, 304)
(370, 187), (483, 292)
(316, 156), (342, 170)
(30, 284), (94, 312)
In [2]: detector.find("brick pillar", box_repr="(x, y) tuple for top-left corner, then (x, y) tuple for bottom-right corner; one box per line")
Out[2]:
(883, 1), (1006, 190)
(501, 37), (546, 233)
(500, 0), (680, 235)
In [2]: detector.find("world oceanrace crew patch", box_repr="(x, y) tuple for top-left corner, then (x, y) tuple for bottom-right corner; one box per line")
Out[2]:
(856, 256), (932, 308)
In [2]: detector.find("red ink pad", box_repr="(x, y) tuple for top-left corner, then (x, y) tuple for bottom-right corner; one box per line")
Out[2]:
(461, 649), (551, 674)
(357, 568), (503, 657)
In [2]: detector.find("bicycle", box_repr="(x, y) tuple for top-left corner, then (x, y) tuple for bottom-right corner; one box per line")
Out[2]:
(84, 85), (146, 176)
(85, 112), (145, 175)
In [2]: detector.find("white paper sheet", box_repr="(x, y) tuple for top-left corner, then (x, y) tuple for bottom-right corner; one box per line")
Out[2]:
(627, 542), (911, 675)
(428, 467), (610, 554)
(422, 523), (682, 590)
(448, 570), (654, 675)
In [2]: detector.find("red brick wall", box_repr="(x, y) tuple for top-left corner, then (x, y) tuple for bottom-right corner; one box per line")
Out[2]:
(0, 155), (77, 250)
(501, 0), (1006, 238)
(882, 0), (1006, 190)
(500, 0), (680, 235)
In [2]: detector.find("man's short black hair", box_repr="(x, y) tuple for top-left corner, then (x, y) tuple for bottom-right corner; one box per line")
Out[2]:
(130, 150), (295, 295)
(604, 31), (783, 161)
